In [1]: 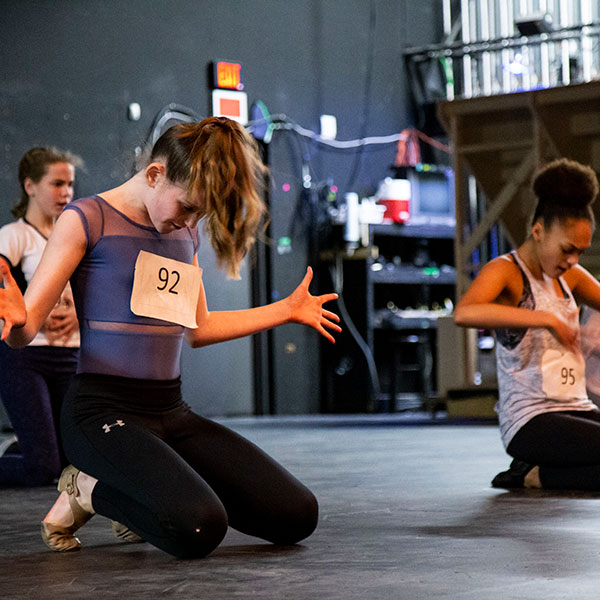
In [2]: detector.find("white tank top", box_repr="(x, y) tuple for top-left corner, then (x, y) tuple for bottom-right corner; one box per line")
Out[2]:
(495, 251), (596, 447)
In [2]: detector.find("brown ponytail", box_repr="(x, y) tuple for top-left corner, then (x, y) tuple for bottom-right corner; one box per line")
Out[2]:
(151, 117), (267, 279)
(14, 146), (83, 219)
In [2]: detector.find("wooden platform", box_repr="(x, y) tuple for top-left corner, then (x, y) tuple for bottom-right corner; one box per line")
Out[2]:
(439, 81), (600, 294)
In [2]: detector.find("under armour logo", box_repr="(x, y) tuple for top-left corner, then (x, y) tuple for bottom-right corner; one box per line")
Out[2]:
(103, 420), (125, 433)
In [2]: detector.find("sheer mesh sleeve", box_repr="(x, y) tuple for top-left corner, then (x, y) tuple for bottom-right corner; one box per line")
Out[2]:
(64, 196), (105, 250)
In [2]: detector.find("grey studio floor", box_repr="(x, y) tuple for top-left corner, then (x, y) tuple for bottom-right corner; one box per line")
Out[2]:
(2, 414), (600, 600)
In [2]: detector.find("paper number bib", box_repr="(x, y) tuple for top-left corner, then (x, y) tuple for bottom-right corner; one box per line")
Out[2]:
(541, 348), (586, 400)
(130, 250), (201, 328)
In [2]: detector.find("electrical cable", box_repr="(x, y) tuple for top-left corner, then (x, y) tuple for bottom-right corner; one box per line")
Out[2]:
(329, 255), (381, 399)
(150, 107), (202, 146)
(246, 113), (409, 150)
(282, 122), (408, 150)
(345, 1), (377, 192)
(145, 103), (203, 149)
(279, 129), (317, 245)
(132, 104), (203, 176)
(147, 102), (444, 158)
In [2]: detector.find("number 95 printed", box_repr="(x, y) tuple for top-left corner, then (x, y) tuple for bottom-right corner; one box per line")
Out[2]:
(561, 367), (575, 386)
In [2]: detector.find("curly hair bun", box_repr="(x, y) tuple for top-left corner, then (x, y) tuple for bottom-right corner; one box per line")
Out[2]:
(533, 158), (599, 208)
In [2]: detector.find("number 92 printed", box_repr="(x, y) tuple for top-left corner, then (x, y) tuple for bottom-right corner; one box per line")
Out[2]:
(157, 267), (180, 294)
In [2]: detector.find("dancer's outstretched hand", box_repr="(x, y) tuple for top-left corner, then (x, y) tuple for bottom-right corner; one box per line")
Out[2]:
(285, 267), (341, 343)
(0, 260), (26, 340)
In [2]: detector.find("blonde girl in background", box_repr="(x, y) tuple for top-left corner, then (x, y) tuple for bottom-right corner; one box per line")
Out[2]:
(0, 147), (81, 486)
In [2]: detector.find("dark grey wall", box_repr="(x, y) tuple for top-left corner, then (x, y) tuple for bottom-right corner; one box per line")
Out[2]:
(0, 0), (443, 416)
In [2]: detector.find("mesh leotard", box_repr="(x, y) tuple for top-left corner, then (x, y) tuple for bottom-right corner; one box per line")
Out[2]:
(64, 196), (200, 379)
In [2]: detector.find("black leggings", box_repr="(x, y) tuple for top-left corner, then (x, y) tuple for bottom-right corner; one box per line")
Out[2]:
(507, 410), (600, 490)
(61, 373), (318, 558)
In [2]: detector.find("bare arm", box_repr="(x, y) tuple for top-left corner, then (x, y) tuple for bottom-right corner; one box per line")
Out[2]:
(185, 264), (341, 348)
(4, 210), (86, 347)
(565, 264), (600, 312)
(454, 257), (577, 347)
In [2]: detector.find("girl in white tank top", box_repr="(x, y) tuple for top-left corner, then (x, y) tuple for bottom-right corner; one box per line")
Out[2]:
(495, 250), (593, 448)
(455, 158), (600, 490)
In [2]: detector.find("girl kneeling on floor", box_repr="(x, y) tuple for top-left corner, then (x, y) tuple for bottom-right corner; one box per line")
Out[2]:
(454, 158), (600, 490)
(0, 117), (341, 558)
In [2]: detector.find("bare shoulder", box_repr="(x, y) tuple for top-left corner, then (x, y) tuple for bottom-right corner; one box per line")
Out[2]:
(564, 263), (593, 286)
(49, 208), (87, 249)
(564, 264), (600, 303)
(477, 255), (521, 280)
(459, 254), (522, 305)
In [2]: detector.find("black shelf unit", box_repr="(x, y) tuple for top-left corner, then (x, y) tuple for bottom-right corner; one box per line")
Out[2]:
(371, 266), (456, 285)
(370, 223), (455, 239)
(369, 223), (456, 412)
(320, 222), (456, 414)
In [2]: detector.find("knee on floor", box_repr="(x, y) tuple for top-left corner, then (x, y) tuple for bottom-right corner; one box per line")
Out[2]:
(165, 503), (229, 559)
(268, 489), (319, 546)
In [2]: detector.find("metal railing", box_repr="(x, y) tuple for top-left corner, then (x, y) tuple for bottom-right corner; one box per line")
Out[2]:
(405, 0), (600, 101)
